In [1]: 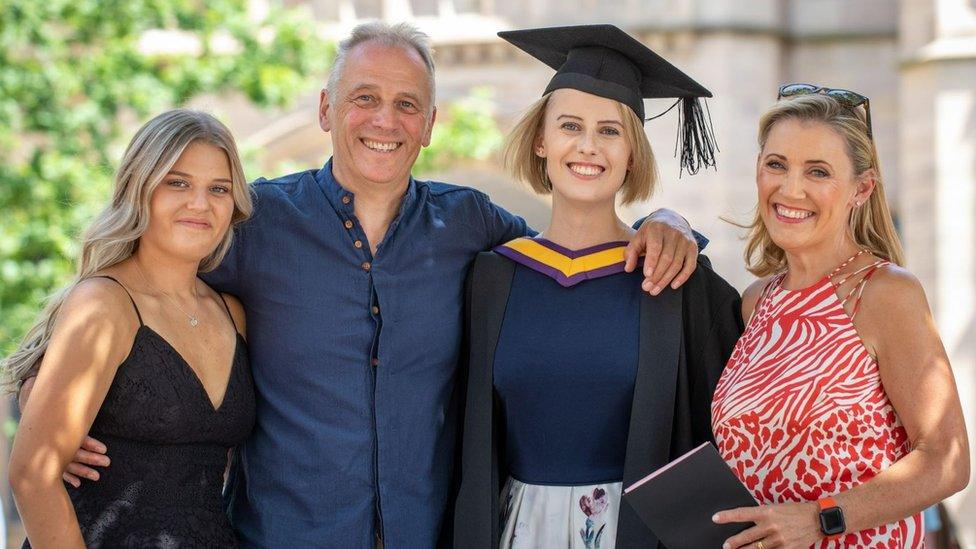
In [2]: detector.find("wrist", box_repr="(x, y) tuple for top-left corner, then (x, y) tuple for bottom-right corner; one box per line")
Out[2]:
(806, 501), (824, 541)
(649, 207), (684, 225)
(816, 496), (846, 540)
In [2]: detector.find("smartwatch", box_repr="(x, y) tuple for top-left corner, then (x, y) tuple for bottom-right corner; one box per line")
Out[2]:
(817, 496), (846, 540)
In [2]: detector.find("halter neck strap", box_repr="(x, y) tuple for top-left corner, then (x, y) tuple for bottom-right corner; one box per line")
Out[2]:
(828, 249), (870, 279)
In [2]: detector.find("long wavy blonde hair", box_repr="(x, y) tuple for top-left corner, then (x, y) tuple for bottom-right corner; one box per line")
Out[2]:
(2, 109), (253, 391)
(743, 94), (904, 276)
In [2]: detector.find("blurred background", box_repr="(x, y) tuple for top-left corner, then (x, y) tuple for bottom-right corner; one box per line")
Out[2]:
(0, 0), (973, 546)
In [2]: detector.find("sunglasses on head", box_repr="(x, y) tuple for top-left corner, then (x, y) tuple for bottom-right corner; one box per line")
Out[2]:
(777, 83), (873, 139)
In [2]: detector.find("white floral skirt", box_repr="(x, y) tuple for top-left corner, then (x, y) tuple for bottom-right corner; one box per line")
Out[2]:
(500, 477), (622, 549)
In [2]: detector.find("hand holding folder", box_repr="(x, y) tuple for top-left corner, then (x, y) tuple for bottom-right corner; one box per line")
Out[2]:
(622, 442), (758, 548)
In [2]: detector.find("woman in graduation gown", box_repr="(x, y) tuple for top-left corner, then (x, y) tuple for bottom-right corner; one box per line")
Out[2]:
(453, 25), (743, 548)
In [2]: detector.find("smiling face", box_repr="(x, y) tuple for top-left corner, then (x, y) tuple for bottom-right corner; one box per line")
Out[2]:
(320, 41), (436, 192)
(140, 140), (236, 264)
(757, 117), (875, 255)
(535, 89), (633, 207)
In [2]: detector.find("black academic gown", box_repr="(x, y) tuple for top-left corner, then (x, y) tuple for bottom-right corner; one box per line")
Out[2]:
(452, 251), (744, 548)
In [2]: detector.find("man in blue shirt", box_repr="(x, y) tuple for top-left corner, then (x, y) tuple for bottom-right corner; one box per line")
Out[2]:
(36, 21), (703, 548)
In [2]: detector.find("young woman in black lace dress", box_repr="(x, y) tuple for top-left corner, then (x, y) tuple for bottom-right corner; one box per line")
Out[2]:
(5, 109), (255, 548)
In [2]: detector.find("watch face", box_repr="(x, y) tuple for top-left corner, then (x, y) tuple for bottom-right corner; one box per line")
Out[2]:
(819, 507), (846, 535)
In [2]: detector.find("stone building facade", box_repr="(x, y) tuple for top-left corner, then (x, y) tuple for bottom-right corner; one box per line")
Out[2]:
(2, 1), (971, 546)
(24, 0), (952, 547)
(227, 0), (976, 543)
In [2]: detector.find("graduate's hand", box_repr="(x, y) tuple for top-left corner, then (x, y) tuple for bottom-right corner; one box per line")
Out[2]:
(18, 374), (110, 487)
(713, 502), (822, 549)
(624, 208), (698, 295)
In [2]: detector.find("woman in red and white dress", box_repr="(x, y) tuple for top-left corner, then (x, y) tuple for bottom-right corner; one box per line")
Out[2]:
(711, 88), (969, 548)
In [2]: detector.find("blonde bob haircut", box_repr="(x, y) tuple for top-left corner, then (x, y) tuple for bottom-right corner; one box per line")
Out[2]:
(742, 93), (904, 277)
(504, 92), (657, 205)
(2, 109), (253, 391)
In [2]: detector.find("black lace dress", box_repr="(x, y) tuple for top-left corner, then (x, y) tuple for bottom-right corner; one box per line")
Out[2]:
(24, 276), (255, 548)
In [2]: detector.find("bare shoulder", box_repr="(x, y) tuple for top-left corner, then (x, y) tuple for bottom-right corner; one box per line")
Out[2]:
(43, 277), (140, 371)
(741, 275), (775, 322)
(860, 263), (929, 312)
(855, 263), (950, 379)
(61, 277), (139, 326)
(220, 293), (247, 335)
(855, 264), (933, 347)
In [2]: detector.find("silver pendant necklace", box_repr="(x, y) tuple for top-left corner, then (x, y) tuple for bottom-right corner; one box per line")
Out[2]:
(135, 262), (200, 327)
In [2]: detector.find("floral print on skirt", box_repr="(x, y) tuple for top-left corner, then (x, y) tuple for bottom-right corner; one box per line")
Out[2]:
(500, 477), (622, 549)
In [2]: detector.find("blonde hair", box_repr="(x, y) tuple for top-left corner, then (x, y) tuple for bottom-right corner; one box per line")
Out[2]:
(743, 94), (904, 276)
(503, 93), (657, 205)
(2, 109), (253, 391)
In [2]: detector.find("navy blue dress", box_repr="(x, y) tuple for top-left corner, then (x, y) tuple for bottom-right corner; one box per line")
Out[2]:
(454, 242), (744, 548)
(490, 238), (642, 547)
(493, 262), (640, 485)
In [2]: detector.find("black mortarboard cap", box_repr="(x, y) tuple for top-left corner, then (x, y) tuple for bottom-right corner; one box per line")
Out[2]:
(498, 24), (718, 175)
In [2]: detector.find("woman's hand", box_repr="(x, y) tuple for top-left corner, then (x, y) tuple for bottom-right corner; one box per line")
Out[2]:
(713, 501), (822, 549)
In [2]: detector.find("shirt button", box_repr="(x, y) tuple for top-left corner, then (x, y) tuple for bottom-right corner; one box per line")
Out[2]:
(341, 195), (351, 205)
(362, 261), (371, 272)
(354, 240), (363, 249)
(372, 358), (379, 367)
(344, 220), (354, 230)
(371, 306), (380, 315)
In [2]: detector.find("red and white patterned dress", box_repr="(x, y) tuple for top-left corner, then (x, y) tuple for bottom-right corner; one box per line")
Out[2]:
(711, 252), (923, 548)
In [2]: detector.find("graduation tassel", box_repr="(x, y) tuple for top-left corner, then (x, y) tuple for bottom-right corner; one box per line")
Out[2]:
(675, 97), (718, 176)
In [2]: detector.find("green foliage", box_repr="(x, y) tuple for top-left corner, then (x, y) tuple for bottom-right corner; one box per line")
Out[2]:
(0, 1), (505, 358)
(0, 0), (332, 353)
(415, 88), (503, 174)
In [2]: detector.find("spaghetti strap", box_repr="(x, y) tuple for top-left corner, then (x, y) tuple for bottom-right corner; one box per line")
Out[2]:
(847, 262), (889, 319)
(215, 292), (240, 333)
(832, 259), (886, 287)
(198, 277), (240, 334)
(90, 275), (144, 326)
(836, 260), (888, 305)
(828, 249), (869, 279)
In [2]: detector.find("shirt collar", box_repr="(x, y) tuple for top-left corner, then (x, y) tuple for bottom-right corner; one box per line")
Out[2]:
(315, 157), (419, 221)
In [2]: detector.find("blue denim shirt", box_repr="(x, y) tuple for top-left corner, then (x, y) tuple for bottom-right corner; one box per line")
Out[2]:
(203, 159), (529, 548)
